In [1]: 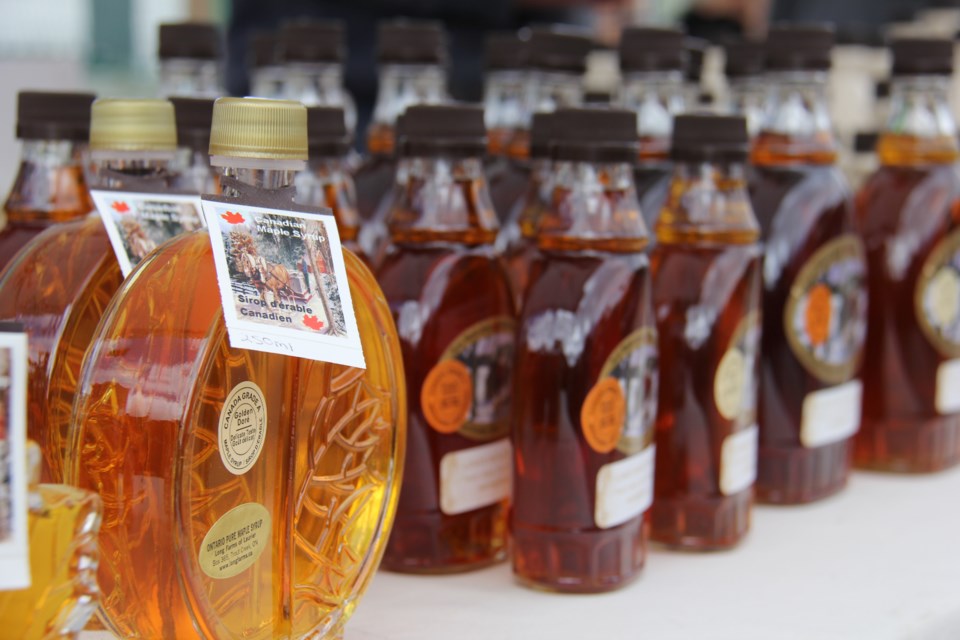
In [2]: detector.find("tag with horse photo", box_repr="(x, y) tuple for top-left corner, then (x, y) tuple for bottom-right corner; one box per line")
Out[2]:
(201, 198), (366, 369)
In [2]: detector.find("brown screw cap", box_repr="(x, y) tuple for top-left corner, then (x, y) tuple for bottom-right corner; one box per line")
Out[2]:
(891, 38), (953, 76)
(16, 91), (96, 141)
(765, 24), (834, 71)
(158, 22), (222, 60)
(307, 107), (351, 156)
(671, 113), (749, 162)
(377, 20), (446, 64)
(550, 108), (638, 163)
(619, 27), (686, 73)
(528, 112), (556, 159)
(528, 26), (593, 73)
(278, 20), (345, 63)
(486, 30), (530, 71)
(250, 32), (280, 68)
(396, 105), (486, 158)
(170, 97), (215, 152)
(685, 37), (707, 82)
(724, 40), (765, 78)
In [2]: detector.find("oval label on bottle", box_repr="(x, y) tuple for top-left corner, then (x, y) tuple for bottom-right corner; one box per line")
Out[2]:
(784, 235), (868, 384)
(422, 316), (516, 440)
(198, 502), (272, 580)
(916, 227), (960, 357)
(714, 311), (761, 423)
(581, 378), (627, 454)
(596, 327), (659, 455)
(218, 381), (267, 475)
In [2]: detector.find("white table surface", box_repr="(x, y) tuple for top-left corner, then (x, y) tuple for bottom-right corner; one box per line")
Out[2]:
(81, 465), (960, 640)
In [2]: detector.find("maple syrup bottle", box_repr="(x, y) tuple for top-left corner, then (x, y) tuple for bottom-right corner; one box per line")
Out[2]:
(158, 22), (223, 98)
(171, 96), (217, 193)
(617, 27), (688, 231)
(724, 40), (766, 138)
(484, 31), (531, 158)
(512, 108), (657, 593)
(750, 26), (868, 504)
(378, 105), (514, 573)
(650, 114), (762, 549)
(249, 31), (284, 99)
(0, 91), (95, 271)
(855, 38), (960, 472)
(67, 97), (406, 638)
(0, 99), (179, 483)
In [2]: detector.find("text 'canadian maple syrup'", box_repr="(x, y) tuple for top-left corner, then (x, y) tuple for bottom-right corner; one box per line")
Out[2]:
(651, 114), (762, 550)
(378, 105), (515, 573)
(512, 108), (656, 592)
(855, 38), (960, 472)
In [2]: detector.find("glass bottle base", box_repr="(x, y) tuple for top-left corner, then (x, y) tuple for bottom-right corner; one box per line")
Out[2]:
(382, 504), (507, 574)
(756, 439), (851, 504)
(511, 518), (646, 594)
(855, 413), (960, 473)
(650, 490), (751, 550)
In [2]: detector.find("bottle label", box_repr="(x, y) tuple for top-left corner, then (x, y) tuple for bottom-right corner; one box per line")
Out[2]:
(198, 502), (272, 580)
(800, 380), (863, 447)
(936, 359), (960, 414)
(89, 189), (205, 277)
(784, 235), (867, 384)
(720, 424), (759, 496)
(439, 438), (512, 516)
(916, 227), (960, 358)
(0, 326), (30, 589)
(598, 328), (659, 456)
(218, 382), (267, 475)
(421, 316), (515, 441)
(201, 199), (366, 369)
(594, 445), (655, 530)
(715, 312), (760, 495)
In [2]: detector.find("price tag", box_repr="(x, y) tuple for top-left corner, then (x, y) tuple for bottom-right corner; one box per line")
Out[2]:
(202, 198), (365, 369)
(0, 324), (30, 590)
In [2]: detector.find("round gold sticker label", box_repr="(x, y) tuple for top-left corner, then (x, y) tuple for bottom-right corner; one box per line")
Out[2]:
(198, 502), (271, 580)
(597, 327), (659, 455)
(218, 381), (267, 475)
(917, 227), (960, 357)
(714, 311), (760, 423)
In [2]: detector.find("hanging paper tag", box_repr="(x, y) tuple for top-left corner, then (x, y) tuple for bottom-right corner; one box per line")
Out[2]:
(201, 198), (366, 369)
(0, 324), (30, 590)
(89, 189), (205, 277)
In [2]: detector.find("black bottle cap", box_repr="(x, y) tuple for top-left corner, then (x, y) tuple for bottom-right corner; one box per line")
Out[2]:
(685, 37), (707, 82)
(891, 37), (954, 76)
(16, 91), (96, 141)
(837, 24), (884, 47)
(550, 108), (638, 163)
(724, 40), (765, 78)
(377, 20), (446, 65)
(853, 131), (879, 153)
(671, 113), (749, 162)
(528, 112), (556, 159)
(170, 97), (215, 151)
(765, 24), (835, 71)
(584, 90), (612, 105)
(528, 26), (593, 73)
(307, 107), (351, 156)
(486, 30), (530, 71)
(619, 27), (686, 73)
(397, 104), (486, 157)
(158, 22), (221, 60)
(250, 32), (280, 68)
(278, 20), (345, 63)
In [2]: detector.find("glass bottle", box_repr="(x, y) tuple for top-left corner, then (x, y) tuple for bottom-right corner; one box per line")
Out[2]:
(171, 97), (217, 194)
(483, 31), (530, 157)
(0, 99), (179, 483)
(0, 443), (102, 639)
(616, 27), (688, 231)
(66, 97), (406, 639)
(158, 22), (223, 99)
(724, 40), (766, 139)
(650, 114), (762, 549)
(377, 105), (514, 573)
(354, 20), (447, 259)
(249, 31), (284, 99)
(685, 36), (709, 107)
(0, 91), (95, 271)
(297, 106), (364, 257)
(855, 38), (960, 472)
(749, 26), (868, 504)
(278, 20), (357, 133)
(512, 108), (657, 592)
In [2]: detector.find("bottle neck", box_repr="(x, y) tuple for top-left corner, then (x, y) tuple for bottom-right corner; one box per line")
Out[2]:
(727, 77), (766, 140)
(538, 160), (648, 253)
(159, 58), (222, 98)
(87, 151), (178, 190)
(656, 160), (759, 245)
(296, 156), (359, 241)
(388, 155), (498, 245)
(528, 70), (584, 120)
(752, 71), (836, 165)
(618, 71), (686, 160)
(368, 64), (447, 155)
(283, 62), (346, 104)
(879, 75), (959, 166)
(214, 159), (302, 198)
(4, 139), (91, 224)
(484, 69), (531, 155)
(175, 147), (217, 194)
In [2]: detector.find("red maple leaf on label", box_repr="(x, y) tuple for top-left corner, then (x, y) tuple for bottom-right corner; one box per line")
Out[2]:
(222, 211), (245, 224)
(111, 201), (130, 214)
(303, 315), (325, 331)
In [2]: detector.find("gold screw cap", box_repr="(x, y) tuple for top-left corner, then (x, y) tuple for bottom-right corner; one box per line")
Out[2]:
(89, 98), (177, 151)
(209, 97), (308, 160)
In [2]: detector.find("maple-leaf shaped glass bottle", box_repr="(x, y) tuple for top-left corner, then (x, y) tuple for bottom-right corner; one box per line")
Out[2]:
(0, 91), (96, 271)
(378, 105), (514, 573)
(66, 97), (406, 639)
(158, 22), (224, 98)
(0, 98), (180, 483)
(855, 38), (960, 472)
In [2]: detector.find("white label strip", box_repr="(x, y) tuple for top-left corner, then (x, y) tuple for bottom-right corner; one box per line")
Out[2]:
(936, 359), (960, 414)
(801, 380), (863, 448)
(0, 329), (30, 590)
(439, 438), (512, 516)
(720, 424), (758, 497)
(594, 445), (655, 530)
